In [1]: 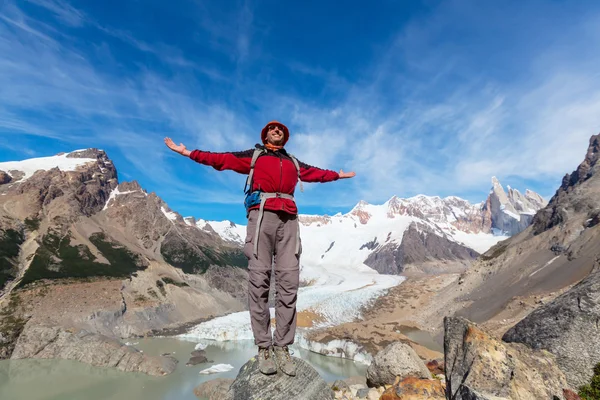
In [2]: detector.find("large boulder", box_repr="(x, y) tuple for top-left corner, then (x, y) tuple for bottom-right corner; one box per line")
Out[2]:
(503, 266), (600, 389)
(366, 342), (431, 388)
(0, 171), (11, 185)
(380, 376), (445, 400)
(224, 356), (334, 400)
(195, 378), (234, 399)
(445, 317), (568, 399)
(11, 325), (177, 376)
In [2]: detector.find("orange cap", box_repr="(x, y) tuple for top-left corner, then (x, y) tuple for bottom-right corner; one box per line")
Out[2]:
(261, 121), (290, 145)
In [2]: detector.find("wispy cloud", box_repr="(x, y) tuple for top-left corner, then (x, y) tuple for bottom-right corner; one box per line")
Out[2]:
(1, 0), (599, 220)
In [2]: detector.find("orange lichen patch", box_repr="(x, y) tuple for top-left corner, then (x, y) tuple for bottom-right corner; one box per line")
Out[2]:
(465, 325), (493, 344)
(271, 309), (327, 328)
(381, 376), (445, 400)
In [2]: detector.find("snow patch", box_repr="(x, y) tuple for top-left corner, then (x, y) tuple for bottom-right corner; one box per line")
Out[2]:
(161, 206), (178, 222)
(102, 187), (139, 211)
(199, 364), (234, 375)
(0, 151), (97, 182)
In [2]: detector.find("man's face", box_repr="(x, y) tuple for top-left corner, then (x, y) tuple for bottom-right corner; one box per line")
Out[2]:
(266, 124), (285, 145)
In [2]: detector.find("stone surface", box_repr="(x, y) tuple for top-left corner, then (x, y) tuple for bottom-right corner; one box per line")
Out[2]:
(445, 317), (568, 399)
(425, 359), (444, 375)
(11, 325), (177, 376)
(224, 356), (334, 400)
(380, 376), (445, 400)
(331, 379), (350, 391)
(366, 342), (431, 388)
(503, 265), (600, 389)
(186, 355), (209, 366)
(194, 378), (234, 399)
(0, 171), (11, 185)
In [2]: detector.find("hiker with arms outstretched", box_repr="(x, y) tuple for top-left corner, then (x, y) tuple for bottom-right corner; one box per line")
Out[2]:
(164, 121), (355, 376)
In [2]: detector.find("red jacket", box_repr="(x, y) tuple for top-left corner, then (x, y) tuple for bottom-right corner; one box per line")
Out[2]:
(189, 145), (339, 215)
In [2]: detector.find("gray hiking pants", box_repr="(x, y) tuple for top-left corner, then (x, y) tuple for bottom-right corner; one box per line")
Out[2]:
(244, 209), (301, 348)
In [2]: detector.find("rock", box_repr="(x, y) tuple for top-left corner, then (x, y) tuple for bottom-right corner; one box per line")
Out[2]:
(11, 325), (177, 376)
(563, 389), (582, 400)
(194, 378), (234, 400)
(366, 342), (431, 387)
(366, 388), (382, 400)
(444, 317), (568, 399)
(0, 171), (11, 185)
(186, 355), (209, 366)
(503, 267), (600, 389)
(425, 359), (444, 375)
(356, 388), (370, 398)
(191, 349), (207, 357)
(331, 379), (350, 391)
(380, 376), (445, 399)
(224, 356), (334, 400)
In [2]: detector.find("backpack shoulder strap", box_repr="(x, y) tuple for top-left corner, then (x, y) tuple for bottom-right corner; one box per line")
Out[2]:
(244, 146), (266, 193)
(287, 153), (304, 193)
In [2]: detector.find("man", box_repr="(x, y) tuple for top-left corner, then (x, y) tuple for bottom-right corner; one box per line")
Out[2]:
(164, 121), (355, 376)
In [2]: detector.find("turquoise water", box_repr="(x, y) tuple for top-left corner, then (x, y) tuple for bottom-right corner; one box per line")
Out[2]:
(0, 338), (367, 400)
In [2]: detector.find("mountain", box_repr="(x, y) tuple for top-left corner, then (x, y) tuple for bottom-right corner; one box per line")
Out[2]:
(357, 133), (600, 336)
(0, 149), (249, 359)
(198, 181), (546, 276)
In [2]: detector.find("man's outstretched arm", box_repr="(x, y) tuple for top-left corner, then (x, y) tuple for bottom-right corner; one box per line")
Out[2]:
(164, 137), (252, 174)
(298, 160), (356, 183)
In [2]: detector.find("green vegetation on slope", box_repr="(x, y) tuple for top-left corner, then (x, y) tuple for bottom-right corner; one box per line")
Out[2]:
(580, 363), (600, 400)
(0, 228), (24, 289)
(160, 239), (246, 274)
(18, 231), (145, 287)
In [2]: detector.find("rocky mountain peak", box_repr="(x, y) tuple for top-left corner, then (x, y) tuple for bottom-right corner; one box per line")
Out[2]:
(483, 177), (547, 235)
(532, 133), (600, 235)
(562, 133), (600, 191)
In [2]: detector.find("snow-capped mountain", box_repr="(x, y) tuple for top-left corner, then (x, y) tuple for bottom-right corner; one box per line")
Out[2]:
(195, 178), (546, 276)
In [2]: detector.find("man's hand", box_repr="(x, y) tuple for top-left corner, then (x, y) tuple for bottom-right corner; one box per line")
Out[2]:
(338, 169), (356, 179)
(164, 137), (191, 157)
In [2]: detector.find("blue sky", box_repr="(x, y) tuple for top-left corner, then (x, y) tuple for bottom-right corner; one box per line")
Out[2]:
(1, 0), (600, 224)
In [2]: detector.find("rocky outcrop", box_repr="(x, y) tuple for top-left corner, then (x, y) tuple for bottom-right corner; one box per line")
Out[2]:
(366, 342), (431, 387)
(195, 378), (234, 399)
(0, 171), (11, 185)
(444, 317), (568, 399)
(364, 222), (478, 274)
(13, 149), (118, 222)
(11, 324), (177, 376)
(380, 376), (445, 400)
(503, 264), (600, 389)
(224, 356), (334, 400)
(533, 134), (600, 235)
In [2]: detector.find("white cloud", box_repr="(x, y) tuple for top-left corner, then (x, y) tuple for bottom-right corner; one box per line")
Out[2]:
(1, 0), (600, 213)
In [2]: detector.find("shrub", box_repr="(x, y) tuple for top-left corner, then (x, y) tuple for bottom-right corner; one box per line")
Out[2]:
(579, 363), (600, 400)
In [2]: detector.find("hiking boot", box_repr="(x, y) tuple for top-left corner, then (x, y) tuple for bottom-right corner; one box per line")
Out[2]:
(257, 346), (277, 375)
(273, 345), (296, 376)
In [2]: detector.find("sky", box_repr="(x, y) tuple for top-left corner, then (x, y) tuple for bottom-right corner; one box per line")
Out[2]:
(1, 0), (600, 224)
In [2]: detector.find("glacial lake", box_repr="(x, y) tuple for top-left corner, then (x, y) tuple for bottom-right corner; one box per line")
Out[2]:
(0, 337), (367, 400)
